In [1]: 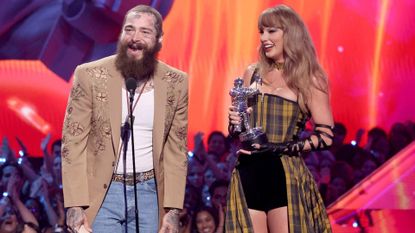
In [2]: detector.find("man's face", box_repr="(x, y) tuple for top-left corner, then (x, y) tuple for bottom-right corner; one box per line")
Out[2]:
(119, 12), (158, 61)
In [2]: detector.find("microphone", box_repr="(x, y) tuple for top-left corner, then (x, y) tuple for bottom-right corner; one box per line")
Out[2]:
(125, 78), (137, 125)
(125, 77), (137, 96)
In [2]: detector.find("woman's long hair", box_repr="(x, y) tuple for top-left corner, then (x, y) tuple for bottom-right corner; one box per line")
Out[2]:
(257, 4), (328, 114)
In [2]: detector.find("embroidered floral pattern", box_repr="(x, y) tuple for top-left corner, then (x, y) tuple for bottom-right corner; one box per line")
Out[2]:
(175, 125), (188, 154)
(175, 126), (187, 142)
(86, 67), (112, 156)
(70, 83), (84, 100)
(96, 92), (108, 102)
(88, 67), (109, 79)
(61, 146), (69, 160)
(162, 70), (187, 155)
(62, 66), (113, 162)
(163, 71), (184, 84)
(100, 122), (112, 138)
(67, 121), (84, 136)
(167, 95), (175, 106)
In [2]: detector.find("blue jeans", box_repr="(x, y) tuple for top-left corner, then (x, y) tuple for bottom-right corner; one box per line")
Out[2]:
(92, 178), (159, 233)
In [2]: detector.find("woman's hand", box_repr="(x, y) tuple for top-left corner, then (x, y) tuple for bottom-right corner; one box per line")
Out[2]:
(228, 106), (242, 126)
(236, 143), (261, 156)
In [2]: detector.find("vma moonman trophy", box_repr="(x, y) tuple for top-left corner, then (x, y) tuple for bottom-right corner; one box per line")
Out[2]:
(229, 77), (268, 150)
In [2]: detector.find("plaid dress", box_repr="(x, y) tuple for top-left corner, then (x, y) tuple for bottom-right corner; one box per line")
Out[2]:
(225, 93), (332, 233)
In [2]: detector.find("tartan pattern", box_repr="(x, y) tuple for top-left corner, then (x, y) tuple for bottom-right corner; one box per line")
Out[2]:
(226, 94), (331, 233)
(250, 93), (303, 143)
(225, 169), (254, 233)
(281, 155), (332, 233)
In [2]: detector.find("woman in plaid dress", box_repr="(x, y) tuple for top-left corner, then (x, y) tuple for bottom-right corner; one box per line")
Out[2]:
(226, 4), (334, 233)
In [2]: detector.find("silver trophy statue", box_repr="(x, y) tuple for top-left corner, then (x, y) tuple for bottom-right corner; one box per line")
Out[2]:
(229, 77), (268, 150)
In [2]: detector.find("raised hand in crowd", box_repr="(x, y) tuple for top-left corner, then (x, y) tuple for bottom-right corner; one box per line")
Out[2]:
(193, 132), (207, 162)
(6, 172), (39, 233)
(40, 133), (54, 177)
(1, 137), (15, 161)
(33, 177), (59, 228)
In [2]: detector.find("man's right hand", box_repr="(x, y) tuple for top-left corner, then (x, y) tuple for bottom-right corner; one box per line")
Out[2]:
(66, 207), (92, 233)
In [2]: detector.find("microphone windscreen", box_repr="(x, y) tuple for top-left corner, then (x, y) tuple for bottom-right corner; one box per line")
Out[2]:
(126, 78), (137, 92)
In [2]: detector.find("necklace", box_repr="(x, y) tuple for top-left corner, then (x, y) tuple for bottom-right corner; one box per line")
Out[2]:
(270, 73), (286, 92)
(274, 62), (284, 71)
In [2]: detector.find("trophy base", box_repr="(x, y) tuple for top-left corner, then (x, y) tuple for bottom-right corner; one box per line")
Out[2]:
(239, 128), (268, 150)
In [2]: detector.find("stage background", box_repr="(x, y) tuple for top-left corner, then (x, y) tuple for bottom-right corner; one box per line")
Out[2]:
(1, 0), (414, 156)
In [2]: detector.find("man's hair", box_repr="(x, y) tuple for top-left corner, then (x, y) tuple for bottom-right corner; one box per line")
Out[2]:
(125, 5), (163, 39)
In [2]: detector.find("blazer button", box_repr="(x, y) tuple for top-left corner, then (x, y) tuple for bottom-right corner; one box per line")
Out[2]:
(103, 184), (108, 189)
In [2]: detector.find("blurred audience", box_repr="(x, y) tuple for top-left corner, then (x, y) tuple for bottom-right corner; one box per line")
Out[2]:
(0, 120), (414, 231)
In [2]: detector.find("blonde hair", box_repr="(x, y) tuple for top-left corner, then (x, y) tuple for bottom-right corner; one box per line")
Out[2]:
(257, 5), (328, 114)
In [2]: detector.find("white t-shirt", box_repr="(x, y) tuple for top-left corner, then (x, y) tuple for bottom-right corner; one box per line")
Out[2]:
(116, 88), (154, 173)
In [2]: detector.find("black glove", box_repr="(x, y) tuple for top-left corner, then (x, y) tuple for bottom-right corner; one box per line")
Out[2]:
(250, 142), (288, 156)
(280, 123), (334, 157)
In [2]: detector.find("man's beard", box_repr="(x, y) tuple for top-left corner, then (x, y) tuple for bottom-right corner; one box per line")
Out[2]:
(115, 40), (161, 82)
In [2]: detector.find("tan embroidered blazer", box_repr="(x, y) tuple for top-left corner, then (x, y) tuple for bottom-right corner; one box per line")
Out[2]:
(61, 55), (188, 224)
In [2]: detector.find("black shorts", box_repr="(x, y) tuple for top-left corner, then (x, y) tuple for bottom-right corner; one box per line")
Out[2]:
(237, 151), (288, 212)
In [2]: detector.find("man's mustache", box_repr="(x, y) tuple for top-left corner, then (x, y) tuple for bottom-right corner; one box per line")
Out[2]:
(128, 42), (146, 51)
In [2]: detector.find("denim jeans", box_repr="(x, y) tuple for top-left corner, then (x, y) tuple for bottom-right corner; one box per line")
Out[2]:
(92, 178), (158, 233)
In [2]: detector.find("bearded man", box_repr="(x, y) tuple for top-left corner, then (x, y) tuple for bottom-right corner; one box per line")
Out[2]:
(61, 5), (188, 233)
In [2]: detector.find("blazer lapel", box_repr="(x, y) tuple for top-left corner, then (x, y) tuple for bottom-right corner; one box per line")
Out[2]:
(153, 62), (168, 159)
(107, 58), (122, 158)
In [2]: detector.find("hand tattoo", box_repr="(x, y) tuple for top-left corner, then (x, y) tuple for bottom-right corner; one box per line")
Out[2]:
(161, 209), (180, 233)
(66, 207), (85, 232)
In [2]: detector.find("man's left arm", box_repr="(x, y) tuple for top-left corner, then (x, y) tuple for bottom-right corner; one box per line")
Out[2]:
(163, 72), (188, 208)
(159, 72), (188, 232)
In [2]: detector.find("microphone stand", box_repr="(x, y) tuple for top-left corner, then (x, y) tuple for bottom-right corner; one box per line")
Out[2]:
(127, 88), (140, 233)
(121, 119), (130, 233)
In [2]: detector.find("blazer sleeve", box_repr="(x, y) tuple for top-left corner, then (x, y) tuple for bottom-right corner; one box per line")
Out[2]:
(163, 73), (189, 209)
(61, 65), (92, 208)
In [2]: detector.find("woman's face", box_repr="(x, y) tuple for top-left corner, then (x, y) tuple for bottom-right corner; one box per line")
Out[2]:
(196, 210), (216, 233)
(187, 165), (204, 189)
(207, 135), (226, 156)
(53, 156), (62, 180)
(1, 166), (21, 188)
(204, 169), (216, 187)
(260, 26), (284, 62)
(0, 205), (18, 233)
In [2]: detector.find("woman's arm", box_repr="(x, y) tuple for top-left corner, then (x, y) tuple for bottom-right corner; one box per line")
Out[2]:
(7, 174), (39, 229)
(283, 77), (334, 155)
